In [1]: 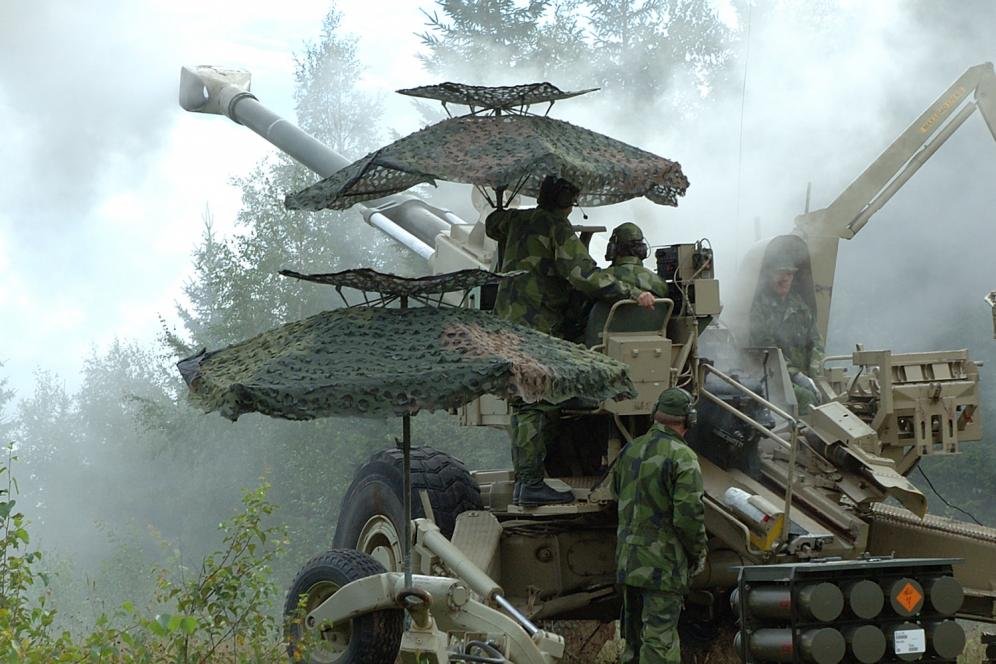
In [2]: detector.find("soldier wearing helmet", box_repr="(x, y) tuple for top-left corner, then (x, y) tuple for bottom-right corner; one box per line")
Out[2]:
(605, 221), (667, 297)
(487, 176), (657, 507)
(749, 251), (824, 413)
(604, 222), (669, 297)
(613, 387), (708, 664)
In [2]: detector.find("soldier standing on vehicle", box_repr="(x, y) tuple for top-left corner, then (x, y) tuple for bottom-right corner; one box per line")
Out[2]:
(614, 387), (708, 664)
(487, 176), (656, 507)
(604, 222), (669, 296)
(748, 254), (824, 413)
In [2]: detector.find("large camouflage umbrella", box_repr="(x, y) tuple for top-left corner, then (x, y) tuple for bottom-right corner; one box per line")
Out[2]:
(177, 269), (636, 421)
(284, 82), (689, 211)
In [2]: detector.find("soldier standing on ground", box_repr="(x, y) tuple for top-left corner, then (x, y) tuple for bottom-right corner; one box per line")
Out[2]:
(748, 255), (824, 413)
(614, 387), (708, 664)
(486, 176), (656, 507)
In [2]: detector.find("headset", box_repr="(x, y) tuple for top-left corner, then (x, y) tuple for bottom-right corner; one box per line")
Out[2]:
(659, 387), (698, 429)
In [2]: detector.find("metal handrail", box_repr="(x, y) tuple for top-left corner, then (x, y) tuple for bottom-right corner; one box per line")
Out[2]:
(698, 363), (802, 545)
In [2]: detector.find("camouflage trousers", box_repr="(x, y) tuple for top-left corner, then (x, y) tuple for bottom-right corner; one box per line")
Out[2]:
(509, 402), (559, 482)
(621, 586), (683, 664)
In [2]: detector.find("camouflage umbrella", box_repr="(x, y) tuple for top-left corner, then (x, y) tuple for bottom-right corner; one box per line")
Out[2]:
(177, 306), (636, 422)
(284, 83), (689, 211)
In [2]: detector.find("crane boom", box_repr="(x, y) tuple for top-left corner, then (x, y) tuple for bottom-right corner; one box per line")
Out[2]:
(793, 62), (996, 339)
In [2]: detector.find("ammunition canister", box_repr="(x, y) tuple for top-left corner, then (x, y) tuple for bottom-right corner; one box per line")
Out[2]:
(924, 576), (963, 616)
(744, 627), (846, 664)
(844, 624), (887, 664)
(926, 620), (966, 659)
(886, 577), (925, 617)
(842, 579), (884, 619)
(746, 582), (844, 623)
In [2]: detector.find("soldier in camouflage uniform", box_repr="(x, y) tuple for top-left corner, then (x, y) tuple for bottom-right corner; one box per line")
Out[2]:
(613, 387), (708, 664)
(748, 254), (824, 413)
(487, 176), (656, 506)
(604, 222), (669, 297)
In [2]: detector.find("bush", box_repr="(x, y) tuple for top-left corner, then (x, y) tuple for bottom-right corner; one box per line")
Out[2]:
(0, 445), (289, 663)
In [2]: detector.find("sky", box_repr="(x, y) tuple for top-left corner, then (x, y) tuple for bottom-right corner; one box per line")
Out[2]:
(1, 0), (995, 400)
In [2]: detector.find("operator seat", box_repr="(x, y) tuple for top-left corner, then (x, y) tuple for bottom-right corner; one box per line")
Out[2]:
(584, 300), (672, 349)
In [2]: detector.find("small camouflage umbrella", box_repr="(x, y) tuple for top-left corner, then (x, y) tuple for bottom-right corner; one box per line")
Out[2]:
(284, 82), (689, 211)
(177, 305), (636, 421)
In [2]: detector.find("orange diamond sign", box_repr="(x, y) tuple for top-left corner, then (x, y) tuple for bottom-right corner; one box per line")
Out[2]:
(896, 582), (923, 613)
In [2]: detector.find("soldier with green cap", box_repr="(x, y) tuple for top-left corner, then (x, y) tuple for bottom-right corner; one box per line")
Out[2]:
(613, 387), (708, 664)
(748, 252), (824, 413)
(487, 176), (657, 507)
(604, 222), (669, 296)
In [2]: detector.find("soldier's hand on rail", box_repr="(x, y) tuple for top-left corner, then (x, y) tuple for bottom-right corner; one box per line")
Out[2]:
(637, 291), (655, 309)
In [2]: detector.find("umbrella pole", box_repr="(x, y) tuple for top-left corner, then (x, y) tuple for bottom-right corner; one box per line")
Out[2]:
(400, 294), (413, 591)
(402, 413), (412, 590)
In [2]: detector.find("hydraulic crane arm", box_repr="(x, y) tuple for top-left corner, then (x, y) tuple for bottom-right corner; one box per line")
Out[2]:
(793, 62), (996, 339)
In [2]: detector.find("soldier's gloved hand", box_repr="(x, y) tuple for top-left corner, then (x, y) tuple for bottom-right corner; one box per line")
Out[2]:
(689, 553), (707, 579)
(791, 371), (820, 402)
(636, 291), (655, 309)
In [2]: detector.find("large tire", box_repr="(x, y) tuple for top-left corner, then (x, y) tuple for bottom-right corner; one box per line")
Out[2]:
(284, 548), (402, 664)
(332, 446), (482, 570)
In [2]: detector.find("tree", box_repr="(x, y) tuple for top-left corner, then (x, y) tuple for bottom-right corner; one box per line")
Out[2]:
(585, 0), (736, 109)
(418, 0), (601, 85)
(418, 0), (737, 109)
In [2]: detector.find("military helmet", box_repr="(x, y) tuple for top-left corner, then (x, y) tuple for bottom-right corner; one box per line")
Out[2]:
(655, 387), (697, 428)
(606, 222), (649, 261)
(767, 253), (799, 273)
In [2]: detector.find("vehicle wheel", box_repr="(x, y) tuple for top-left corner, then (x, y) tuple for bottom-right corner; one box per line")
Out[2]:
(332, 446), (483, 570)
(284, 548), (402, 664)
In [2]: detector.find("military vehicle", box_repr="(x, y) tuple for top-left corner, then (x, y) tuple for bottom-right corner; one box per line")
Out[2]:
(179, 63), (996, 663)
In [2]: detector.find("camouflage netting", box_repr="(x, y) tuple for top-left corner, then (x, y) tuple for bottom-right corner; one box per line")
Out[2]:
(177, 307), (636, 421)
(284, 115), (689, 211)
(279, 267), (524, 297)
(396, 82), (597, 110)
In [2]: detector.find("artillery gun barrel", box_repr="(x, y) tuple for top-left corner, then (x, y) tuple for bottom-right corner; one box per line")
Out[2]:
(178, 65), (459, 260)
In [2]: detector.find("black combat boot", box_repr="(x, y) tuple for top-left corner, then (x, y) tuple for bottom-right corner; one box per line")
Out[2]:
(515, 479), (574, 507)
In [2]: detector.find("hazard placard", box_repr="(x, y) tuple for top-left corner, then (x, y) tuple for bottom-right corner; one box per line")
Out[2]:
(896, 582), (924, 613)
(894, 628), (926, 655)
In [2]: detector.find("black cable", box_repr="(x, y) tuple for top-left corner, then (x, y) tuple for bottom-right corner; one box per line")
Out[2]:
(916, 466), (985, 526)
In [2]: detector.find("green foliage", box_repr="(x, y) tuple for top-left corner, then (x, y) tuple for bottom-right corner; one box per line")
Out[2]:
(0, 450), (288, 663)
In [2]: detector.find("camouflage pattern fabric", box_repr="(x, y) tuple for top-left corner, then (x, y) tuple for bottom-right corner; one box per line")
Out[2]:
(621, 586), (683, 664)
(284, 114), (689, 211)
(748, 289), (825, 375)
(396, 82), (597, 110)
(487, 207), (644, 338)
(509, 402), (560, 482)
(278, 267), (524, 298)
(613, 423), (708, 593)
(605, 256), (669, 297)
(177, 306), (636, 421)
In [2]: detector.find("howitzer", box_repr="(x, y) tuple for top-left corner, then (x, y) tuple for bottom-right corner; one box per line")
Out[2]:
(180, 64), (996, 663)
(180, 65), (493, 268)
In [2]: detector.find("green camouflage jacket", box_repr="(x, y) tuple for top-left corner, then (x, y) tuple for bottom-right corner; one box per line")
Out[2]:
(748, 289), (825, 374)
(486, 207), (643, 337)
(613, 423), (707, 592)
(605, 256), (669, 297)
